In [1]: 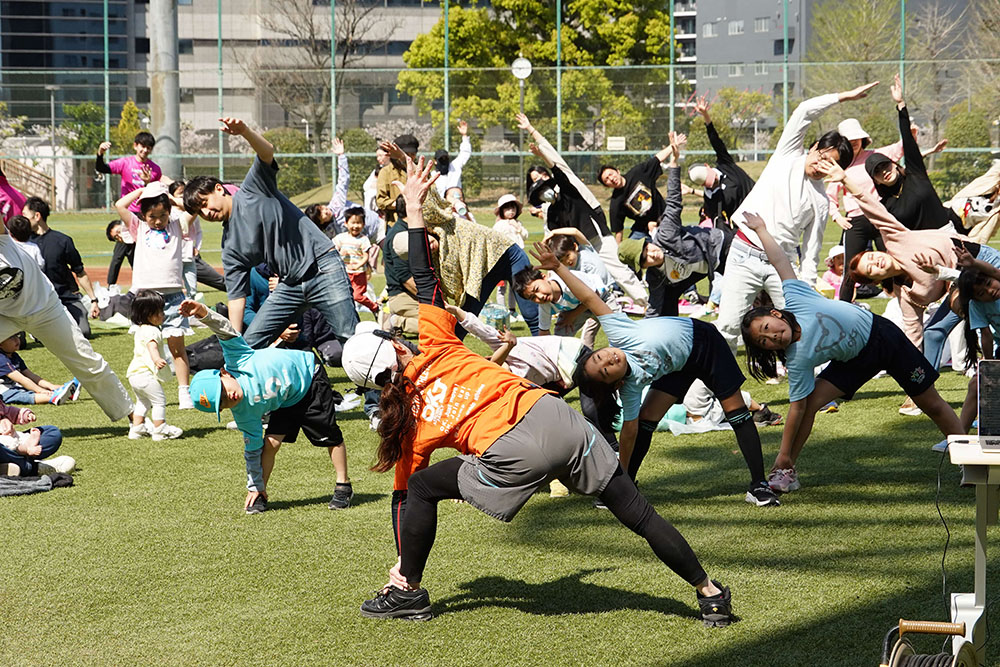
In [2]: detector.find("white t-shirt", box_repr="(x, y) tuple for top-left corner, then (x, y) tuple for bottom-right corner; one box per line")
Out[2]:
(129, 212), (184, 292)
(0, 235), (60, 319)
(12, 240), (44, 270)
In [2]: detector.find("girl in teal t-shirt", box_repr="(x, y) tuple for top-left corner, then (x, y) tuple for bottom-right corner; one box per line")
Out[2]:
(739, 212), (962, 495)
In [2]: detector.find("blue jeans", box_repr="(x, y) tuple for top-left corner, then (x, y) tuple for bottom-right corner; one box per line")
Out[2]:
(243, 251), (359, 350)
(459, 245), (539, 337)
(628, 229), (652, 242)
(922, 303), (962, 369)
(2, 388), (36, 404)
(0, 425), (63, 476)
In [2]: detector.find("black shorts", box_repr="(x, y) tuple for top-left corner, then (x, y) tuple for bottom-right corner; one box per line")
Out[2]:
(817, 314), (938, 400)
(651, 319), (745, 400)
(265, 364), (344, 447)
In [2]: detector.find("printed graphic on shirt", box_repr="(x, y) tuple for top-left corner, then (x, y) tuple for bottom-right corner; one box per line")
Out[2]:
(144, 227), (171, 250)
(812, 313), (864, 357)
(625, 183), (654, 218)
(413, 365), (486, 435)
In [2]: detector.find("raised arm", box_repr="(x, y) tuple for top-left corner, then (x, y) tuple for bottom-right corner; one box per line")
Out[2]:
(891, 74), (927, 178)
(114, 188), (144, 224)
(95, 141), (112, 174)
(695, 96), (735, 166)
(451, 121), (472, 171)
(743, 212), (796, 282)
(395, 156), (442, 306)
(652, 133), (685, 248)
(774, 82), (877, 158)
(544, 227), (589, 247)
(816, 158), (908, 237)
(530, 241), (613, 317)
(179, 299), (241, 340)
(329, 138), (349, 214)
(220, 117), (274, 165)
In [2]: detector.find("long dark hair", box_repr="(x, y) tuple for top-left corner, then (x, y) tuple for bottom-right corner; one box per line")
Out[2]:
(525, 164), (551, 197)
(740, 306), (800, 381)
(372, 371), (422, 473)
(571, 347), (622, 424)
(956, 269), (984, 371)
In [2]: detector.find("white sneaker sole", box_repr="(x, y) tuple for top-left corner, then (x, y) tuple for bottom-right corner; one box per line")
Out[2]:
(745, 491), (781, 507)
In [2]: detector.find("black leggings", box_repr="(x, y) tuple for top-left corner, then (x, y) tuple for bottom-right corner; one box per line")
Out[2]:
(398, 458), (707, 587)
(839, 215), (885, 302)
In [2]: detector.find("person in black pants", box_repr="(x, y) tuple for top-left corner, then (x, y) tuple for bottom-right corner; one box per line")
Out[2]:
(687, 96), (756, 224)
(345, 155), (734, 627)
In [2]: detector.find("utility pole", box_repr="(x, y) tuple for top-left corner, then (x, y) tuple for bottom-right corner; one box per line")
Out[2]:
(150, 0), (181, 179)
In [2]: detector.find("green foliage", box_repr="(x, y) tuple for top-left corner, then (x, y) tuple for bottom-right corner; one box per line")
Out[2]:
(262, 127), (319, 197)
(856, 110), (898, 148)
(60, 102), (106, 155)
(685, 88), (773, 155)
(397, 1), (688, 149)
(930, 104), (993, 198)
(340, 127), (377, 201)
(110, 99), (145, 153)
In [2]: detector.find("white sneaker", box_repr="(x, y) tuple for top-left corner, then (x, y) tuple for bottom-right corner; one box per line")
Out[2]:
(931, 439), (949, 453)
(226, 420), (239, 430)
(178, 389), (194, 410)
(899, 405), (923, 417)
(0, 462), (21, 476)
(37, 455), (76, 475)
(369, 414), (381, 431)
(128, 422), (149, 440)
(151, 423), (183, 441)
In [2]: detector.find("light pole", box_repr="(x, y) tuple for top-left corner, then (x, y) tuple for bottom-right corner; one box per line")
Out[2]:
(511, 57), (532, 182)
(301, 118), (310, 142)
(44, 85), (59, 197)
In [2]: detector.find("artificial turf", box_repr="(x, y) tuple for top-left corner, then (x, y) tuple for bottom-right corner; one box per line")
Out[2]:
(1, 207), (997, 666)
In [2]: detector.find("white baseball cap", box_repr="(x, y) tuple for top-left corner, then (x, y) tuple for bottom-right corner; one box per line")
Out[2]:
(837, 118), (870, 142)
(827, 244), (845, 260)
(688, 165), (717, 189)
(354, 321), (380, 336)
(139, 181), (170, 200)
(342, 330), (399, 389)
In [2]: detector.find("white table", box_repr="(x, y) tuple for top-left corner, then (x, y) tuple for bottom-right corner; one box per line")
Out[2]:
(948, 436), (1000, 664)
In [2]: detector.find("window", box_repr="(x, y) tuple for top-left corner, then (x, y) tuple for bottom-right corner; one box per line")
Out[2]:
(703, 64), (718, 79)
(702, 22), (717, 38)
(754, 61), (768, 75)
(178, 39), (193, 55)
(180, 88), (194, 103)
(755, 17), (769, 32)
(774, 38), (794, 56)
(728, 20), (744, 35)
(729, 64), (744, 77)
(178, 0), (192, 5)
(135, 37), (149, 54)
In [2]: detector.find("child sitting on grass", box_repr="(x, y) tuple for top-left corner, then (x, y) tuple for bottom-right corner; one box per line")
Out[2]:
(126, 289), (183, 441)
(0, 400), (72, 477)
(0, 333), (78, 405)
(333, 209), (380, 315)
(183, 299), (354, 515)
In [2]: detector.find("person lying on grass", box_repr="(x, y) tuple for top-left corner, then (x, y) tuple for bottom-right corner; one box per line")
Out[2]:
(342, 154), (735, 627)
(738, 211), (963, 494)
(182, 299), (354, 515)
(529, 238), (778, 508)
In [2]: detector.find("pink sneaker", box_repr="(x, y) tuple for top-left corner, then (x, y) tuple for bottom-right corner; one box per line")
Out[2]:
(768, 467), (800, 493)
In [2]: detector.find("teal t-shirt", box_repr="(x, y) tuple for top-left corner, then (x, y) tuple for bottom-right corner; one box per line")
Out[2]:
(597, 312), (693, 421)
(782, 279), (873, 402)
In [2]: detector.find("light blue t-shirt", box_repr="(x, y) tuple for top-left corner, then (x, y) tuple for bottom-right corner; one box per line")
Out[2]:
(967, 244), (1000, 331)
(597, 312), (694, 421)
(220, 336), (317, 490)
(782, 279), (873, 402)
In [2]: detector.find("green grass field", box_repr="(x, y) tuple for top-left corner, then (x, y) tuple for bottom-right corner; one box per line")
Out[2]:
(1, 207), (997, 666)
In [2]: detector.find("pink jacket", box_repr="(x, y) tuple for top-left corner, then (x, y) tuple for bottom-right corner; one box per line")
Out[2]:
(854, 189), (966, 346)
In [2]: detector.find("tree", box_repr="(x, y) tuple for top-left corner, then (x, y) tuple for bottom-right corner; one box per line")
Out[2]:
(805, 0), (899, 119)
(905, 1), (967, 150)
(238, 0), (399, 184)
(110, 99), (146, 153)
(261, 127), (319, 197)
(684, 88), (773, 157)
(60, 102), (106, 155)
(0, 103), (27, 149)
(929, 104), (993, 198)
(965, 0), (1000, 106)
(396, 1), (689, 152)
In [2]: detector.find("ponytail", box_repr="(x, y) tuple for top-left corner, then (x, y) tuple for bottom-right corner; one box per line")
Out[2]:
(956, 270), (982, 372)
(371, 372), (421, 473)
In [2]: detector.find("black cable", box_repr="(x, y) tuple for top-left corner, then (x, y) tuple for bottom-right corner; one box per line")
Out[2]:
(936, 449), (951, 625)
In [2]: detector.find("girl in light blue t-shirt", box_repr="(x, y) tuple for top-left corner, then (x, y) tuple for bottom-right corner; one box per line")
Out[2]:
(739, 213), (962, 495)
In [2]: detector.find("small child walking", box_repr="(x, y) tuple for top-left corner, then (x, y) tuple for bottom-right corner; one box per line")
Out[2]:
(333, 209), (380, 315)
(127, 290), (183, 441)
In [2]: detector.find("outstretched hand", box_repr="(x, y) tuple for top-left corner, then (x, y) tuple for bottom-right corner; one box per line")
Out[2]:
(515, 113), (534, 133)
(913, 251), (938, 274)
(457, 120), (469, 136)
(219, 117), (248, 136)
(179, 299), (209, 319)
(392, 155), (438, 212)
(378, 141), (408, 165)
(890, 73), (904, 105)
(954, 244), (975, 269)
(815, 158), (846, 183)
(693, 95), (711, 121)
(669, 131), (687, 162)
(529, 241), (561, 271)
(331, 137), (345, 155)
(498, 328), (517, 347)
(840, 81), (879, 102)
(742, 212), (768, 233)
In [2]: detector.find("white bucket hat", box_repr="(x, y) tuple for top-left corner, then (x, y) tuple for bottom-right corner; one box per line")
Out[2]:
(837, 118), (870, 142)
(342, 330), (399, 389)
(827, 244), (845, 261)
(688, 164), (717, 189)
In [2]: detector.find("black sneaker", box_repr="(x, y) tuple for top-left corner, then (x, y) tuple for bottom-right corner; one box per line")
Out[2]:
(697, 581), (733, 627)
(246, 495), (268, 515)
(360, 586), (433, 621)
(752, 403), (782, 426)
(329, 482), (354, 510)
(592, 497), (608, 510)
(745, 482), (781, 507)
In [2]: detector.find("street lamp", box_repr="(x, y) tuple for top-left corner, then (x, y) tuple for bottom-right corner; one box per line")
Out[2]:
(511, 57), (532, 179)
(44, 85), (59, 194)
(301, 118), (310, 142)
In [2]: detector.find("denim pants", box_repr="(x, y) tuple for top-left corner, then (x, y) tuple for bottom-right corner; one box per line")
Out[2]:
(459, 245), (540, 336)
(243, 250), (359, 350)
(922, 303), (962, 369)
(0, 425), (63, 475)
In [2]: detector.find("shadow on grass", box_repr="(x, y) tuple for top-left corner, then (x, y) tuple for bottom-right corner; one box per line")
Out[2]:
(267, 491), (384, 511)
(434, 569), (700, 621)
(59, 426), (223, 439)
